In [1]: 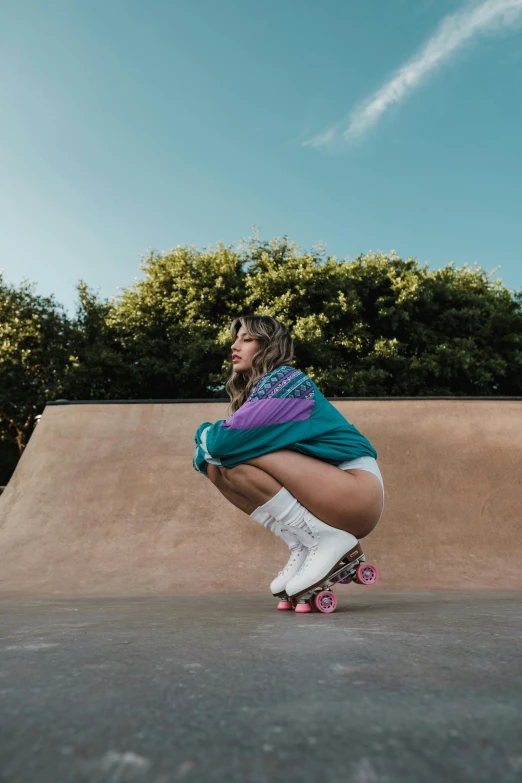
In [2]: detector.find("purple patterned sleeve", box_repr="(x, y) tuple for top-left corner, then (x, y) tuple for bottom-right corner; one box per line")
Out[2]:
(220, 397), (314, 431)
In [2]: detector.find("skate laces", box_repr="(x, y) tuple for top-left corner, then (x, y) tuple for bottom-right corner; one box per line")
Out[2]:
(278, 544), (307, 576)
(299, 543), (318, 572)
(296, 526), (319, 572)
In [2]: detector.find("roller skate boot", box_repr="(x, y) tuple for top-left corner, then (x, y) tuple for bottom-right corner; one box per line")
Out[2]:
(285, 510), (379, 614)
(267, 520), (311, 610)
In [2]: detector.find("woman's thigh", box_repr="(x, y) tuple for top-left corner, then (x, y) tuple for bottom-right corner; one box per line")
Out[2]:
(246, 450), (383, 538)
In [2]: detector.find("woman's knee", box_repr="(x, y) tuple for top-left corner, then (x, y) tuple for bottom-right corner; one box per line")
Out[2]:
(207, 464), (254, 491)
(207, 464), (225, 485)
(220, 464), (251, 484)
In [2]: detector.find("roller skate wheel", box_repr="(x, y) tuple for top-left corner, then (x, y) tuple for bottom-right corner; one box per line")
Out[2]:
(356, 563), (379, 585)
(295, 602), (312, 613)
(277, 600), (293, 611)
(339, 573), (353, 584)
(314, 591), (338, 614)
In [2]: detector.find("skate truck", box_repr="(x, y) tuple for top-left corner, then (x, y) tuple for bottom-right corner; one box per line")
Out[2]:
(277, 546), (378, 615)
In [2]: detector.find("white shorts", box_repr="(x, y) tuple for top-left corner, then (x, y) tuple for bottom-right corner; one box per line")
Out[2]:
(337, 456), (385, 521)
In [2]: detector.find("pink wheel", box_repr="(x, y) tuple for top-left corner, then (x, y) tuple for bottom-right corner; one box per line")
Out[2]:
(356, 563), (379, 585)
(314, 591), (338, 614)
(339, 573), (353, 584)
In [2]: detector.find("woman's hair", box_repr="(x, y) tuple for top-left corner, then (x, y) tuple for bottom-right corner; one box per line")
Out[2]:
(225, 315), (294, 413)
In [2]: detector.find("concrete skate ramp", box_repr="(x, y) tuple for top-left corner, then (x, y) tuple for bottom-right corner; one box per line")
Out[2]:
(0, 400), (521, 597)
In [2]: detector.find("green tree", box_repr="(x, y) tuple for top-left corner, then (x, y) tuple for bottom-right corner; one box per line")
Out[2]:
(0, 272), (72, 484)
(243, 237), (522, 396)
(107, 244), (246, 397)
(63, 282), (135, 400)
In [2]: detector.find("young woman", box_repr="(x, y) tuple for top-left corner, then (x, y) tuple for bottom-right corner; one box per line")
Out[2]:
(193, 315), (384, 612)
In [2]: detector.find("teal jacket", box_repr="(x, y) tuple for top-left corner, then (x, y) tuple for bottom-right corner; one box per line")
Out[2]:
(193, 365), (377, 477)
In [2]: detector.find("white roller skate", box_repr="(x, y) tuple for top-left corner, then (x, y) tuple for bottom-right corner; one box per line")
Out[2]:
(249, 487), (378, 615)
(266, 520), (312, 611)
(285, 510), (379, 614)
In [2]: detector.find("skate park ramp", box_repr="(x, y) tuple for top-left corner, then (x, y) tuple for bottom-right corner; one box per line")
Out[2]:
(0, 399), (521, 597)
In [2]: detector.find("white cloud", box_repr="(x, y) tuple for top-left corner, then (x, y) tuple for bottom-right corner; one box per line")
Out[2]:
(304, 0), (522, 150)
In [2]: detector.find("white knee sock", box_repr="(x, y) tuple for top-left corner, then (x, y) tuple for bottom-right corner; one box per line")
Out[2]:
(250, 488), (315, 546)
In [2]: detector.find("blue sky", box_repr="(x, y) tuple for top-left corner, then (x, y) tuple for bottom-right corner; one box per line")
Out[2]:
(1, 0), (521, 314)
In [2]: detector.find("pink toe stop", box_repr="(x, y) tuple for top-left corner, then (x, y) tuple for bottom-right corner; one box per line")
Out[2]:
(277, 600), (293, 611)
(295, 602), (312, 613)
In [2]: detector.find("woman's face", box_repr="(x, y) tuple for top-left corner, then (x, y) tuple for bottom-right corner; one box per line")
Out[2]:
(231, 328), (259, 374)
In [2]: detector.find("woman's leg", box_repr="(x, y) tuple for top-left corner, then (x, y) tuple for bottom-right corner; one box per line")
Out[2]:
(207, 452), (383, 599)
(207, 463), (311, 599)
(221, 450), (383, 539)
(206, 463), (282, 515)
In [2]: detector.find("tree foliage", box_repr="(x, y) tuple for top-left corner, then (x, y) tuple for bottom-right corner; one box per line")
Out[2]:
(1, 238), (521, 484)
(0, 272), (72, 482)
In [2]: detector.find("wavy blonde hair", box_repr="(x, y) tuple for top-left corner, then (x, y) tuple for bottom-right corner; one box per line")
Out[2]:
(225, 315), (294, 413)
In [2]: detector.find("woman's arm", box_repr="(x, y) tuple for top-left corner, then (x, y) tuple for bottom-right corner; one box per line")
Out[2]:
(193, 421), (224, 476)
(193, 368), (316, 474)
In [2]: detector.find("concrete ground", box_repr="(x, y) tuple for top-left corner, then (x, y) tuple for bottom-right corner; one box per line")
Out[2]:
(1, 591), (521, 783)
